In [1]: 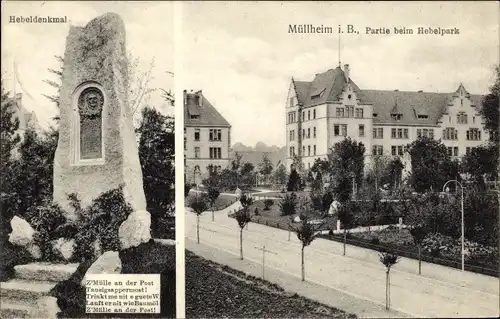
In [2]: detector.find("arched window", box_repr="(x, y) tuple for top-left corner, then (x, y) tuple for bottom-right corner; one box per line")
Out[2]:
(72, 82), (106, 165)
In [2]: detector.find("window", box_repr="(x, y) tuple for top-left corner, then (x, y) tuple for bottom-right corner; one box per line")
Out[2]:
(423, 129), (428, 137)
(466, 128), (481, 141)
(308, 110), (310, 120)
(336, 107), (345, 117)
(289, 97), (294, 107)
(288, 112), (296, 124)
(289, 147), (295, 157)
(391, 114), (402, 121)
(398, 146), (403, 156)
(373, 128), (383, 139)
(359, 124), (365, 137)
(447, 147), (453, 157)
(302, 146), (305, 155)
(302, 129), (305, 139)
(355, 108), (364, 118)
(313, 145), (316, 156)
(307, 128), (310, 138)
(417, 129), (422, 138)
(313, 127), (316, 138)
(347, 106), (355, 118)
(372, 145), (383, 156)
(209, 147), (222, 159)
(194, 129), (200, 141)
(454, 147), (459, 157)
(184, 137), (187, 150)
(429, 130), (434, 139)
(334, 125), (340, 136)
(289, 130), (293, 141)
(308, 145), (311, 156)
(313, 109), (316, 119)
(457, 112), (467, 124)
(397, 129), (403, 139)
(443, 128), (458, 140)
(466, 147), (471, 155)
(373, 113), (378, 118)
(391, 128), (396, 139)
(341, 124), (347, 136)
(417, 115), (428, 119)
(190, 115), (200, 120)
(403, 129), (409, 139)
(194, 147), (200, 158)
(209, 129), (222, 141)
(391, 146), (397, 156)
(472, 116), (475, 124)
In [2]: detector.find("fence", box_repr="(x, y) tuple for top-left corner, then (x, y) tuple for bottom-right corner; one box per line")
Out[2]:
(228, 209), (498, 277)
(324, 234), (498, 277)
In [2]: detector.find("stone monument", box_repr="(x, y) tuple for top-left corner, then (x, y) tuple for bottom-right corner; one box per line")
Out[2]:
(53, 13), (147, 218)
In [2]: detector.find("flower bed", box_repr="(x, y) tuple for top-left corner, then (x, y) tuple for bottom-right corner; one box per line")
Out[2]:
(185, 250), (356, 318)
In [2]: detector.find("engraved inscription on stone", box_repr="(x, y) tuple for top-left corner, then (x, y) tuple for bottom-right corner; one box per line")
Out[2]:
(78, 87), (104, 159)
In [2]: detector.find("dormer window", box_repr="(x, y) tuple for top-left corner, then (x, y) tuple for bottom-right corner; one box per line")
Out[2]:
(373, 113), (378, 118)
(311, 88), (326, 100)
(190, 115), (200, 120)
(417, 115), (428, 119)
(391, 114), (402, 121)
(348, 94), (352, 99)
(457, 112), (467, 124)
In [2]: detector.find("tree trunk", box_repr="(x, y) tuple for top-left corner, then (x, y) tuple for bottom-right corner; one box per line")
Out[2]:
(301, 246), (305, 281)
(240, 228), (243, 260)
(386, 270), (390, 310)
(212, 209), (214, 222)
(343, 229), (347, 256)
(418, 245), (422, 275)
(197, 215), (200, 244)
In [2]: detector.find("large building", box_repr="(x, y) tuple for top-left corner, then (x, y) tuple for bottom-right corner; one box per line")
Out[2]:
(285, 64), (489, 175)
(184, 90), (231, 184)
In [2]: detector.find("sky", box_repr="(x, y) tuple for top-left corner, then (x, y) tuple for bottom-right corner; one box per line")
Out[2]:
(183, 1), (499, 147)
(1, 1), (174, 128)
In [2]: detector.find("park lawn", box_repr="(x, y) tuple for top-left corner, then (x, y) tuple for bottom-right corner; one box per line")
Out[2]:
(254, 190), (311, 199)
(185, 250), (356, 318)
(249, 199), (335, 231)
(210, 194), (238, 210)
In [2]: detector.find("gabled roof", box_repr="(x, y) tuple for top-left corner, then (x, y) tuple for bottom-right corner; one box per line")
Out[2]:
(184, 91), (231, 127)
(292, 67), (487, 126)
(294, 66), (363, 107)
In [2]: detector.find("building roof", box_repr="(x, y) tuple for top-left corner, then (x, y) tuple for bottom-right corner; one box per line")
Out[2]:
(293, 67), (486, 126)
(184, 90), (231, 127)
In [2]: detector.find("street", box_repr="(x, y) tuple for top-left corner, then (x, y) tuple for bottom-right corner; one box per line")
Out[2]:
(185, 200), (500, 318)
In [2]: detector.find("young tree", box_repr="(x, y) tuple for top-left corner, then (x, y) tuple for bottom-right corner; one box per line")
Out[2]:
(461, 145), (498, 187)
(337, 201), (356, 256)
(235, 193), (253, 260)
(189, 196), (208, 244)
(230, 152), (243, 188)
(207, 185), (220, 222)
(385, 157), (405, 192)
(379, 251), (402, 310)
(240, 162), (255, 187)
(293, 215), (324, 281)
(409, 225), (428, 275)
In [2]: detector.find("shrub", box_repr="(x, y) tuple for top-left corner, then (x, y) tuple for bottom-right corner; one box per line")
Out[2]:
(370, 237), (381, 245)
(254, 207), (260, 216)
(263, 199), (274, 210)
(279, 193), (297, 216)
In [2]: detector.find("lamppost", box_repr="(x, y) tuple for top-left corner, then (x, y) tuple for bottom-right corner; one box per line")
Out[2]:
(442, 180), (464, 271)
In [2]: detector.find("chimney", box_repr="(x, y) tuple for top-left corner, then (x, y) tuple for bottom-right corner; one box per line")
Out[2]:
(196, 90), (203, 107)
(183, 90), (187, 106)
(418, 90), (423, 93)
(344, 64), (350, 82)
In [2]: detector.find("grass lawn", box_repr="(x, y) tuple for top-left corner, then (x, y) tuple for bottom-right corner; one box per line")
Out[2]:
(247, 199), (335, 231)
(254, 190), (311, 198)
(210, 194), (238, 210)
(185, 250), (356, 318)
(51, 240), (176, 318)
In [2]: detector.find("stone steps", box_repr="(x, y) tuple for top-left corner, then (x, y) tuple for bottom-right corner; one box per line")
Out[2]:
(0, 262), (79, 318)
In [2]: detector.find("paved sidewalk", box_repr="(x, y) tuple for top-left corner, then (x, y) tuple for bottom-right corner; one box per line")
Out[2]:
(186, 238), (410, 318)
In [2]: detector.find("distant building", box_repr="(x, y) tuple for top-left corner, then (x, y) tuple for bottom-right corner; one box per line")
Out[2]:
(285, 64), (489, 177)
(184, 90), (231, 184)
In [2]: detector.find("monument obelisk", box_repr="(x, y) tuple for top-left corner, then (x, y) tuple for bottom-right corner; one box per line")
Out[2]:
(53, 13), (146, 218)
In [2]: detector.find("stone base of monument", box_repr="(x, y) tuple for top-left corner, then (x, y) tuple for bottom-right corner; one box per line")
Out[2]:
(0, 262), (79, 318)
